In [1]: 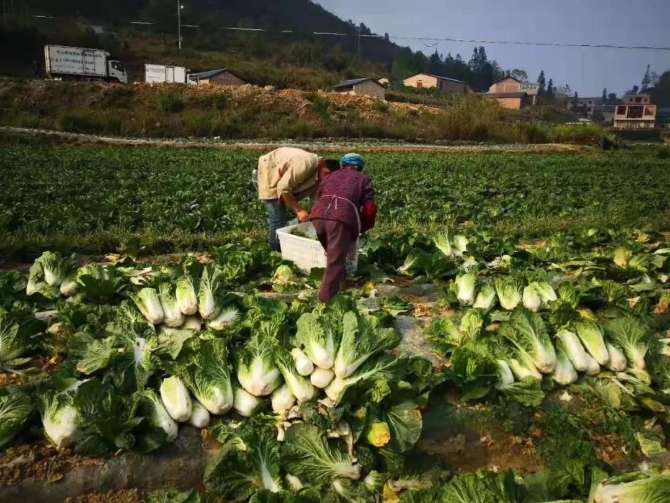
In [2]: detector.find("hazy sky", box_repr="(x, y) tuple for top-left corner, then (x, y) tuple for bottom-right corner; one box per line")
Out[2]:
(316, 0), (670, 96)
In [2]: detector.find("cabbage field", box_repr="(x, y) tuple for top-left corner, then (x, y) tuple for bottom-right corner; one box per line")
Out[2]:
(2, 142), (670, 502)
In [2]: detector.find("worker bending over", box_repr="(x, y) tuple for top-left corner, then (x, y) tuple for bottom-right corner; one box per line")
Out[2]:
(311, 153), (378, 303)
(255, 147), (338, 251)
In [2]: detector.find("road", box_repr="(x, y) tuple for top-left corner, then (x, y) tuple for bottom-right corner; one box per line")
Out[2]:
(0, 126), (589, 153)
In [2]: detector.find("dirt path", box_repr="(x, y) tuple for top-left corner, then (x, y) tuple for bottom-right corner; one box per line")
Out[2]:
(0, 126), (589, 154)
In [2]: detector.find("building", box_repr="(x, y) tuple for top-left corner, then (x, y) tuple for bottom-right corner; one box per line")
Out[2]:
(402, 74), (473, 94)
(567, 97), (604, 120)
(489, 77), (539, 99)
(613, 103), (657, 129)
(622, 93), (652, 105)
(485, 77), (538, 109)
(187, 69), (246, 87)
(657, 108), (670, 129)
(482, 92), (531, 110)
(332, 78), (386, 100)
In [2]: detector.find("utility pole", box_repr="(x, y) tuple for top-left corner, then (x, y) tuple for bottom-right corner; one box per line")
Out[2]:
(357, 25), (361, 57)
(177, 1), (182, 49)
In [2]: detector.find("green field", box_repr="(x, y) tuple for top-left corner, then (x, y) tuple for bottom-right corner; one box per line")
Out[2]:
(2, 143), (670, 260)
(5, 139), (670, 501)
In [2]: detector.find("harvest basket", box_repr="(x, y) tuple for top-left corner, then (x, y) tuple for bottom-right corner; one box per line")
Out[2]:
(276, 222), (358, 275)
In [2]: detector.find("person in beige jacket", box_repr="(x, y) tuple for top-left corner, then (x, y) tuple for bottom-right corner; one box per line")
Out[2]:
(254, 147), (339, 251)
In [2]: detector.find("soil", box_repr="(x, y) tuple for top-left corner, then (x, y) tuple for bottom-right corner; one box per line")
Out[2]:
(0, 444), (104, 487)
(419, 424), (542, 474)
(65, 489), (144, 503)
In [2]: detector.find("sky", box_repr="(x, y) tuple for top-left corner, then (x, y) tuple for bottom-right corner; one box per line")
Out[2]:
(316, 0), (670, 97)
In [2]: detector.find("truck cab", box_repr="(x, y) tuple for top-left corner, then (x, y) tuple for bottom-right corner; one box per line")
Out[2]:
(108, 60), (128, 83)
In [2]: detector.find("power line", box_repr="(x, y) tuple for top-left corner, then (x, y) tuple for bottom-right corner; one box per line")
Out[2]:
(215, 26), (670, 52)
(26, 11), (670, 52)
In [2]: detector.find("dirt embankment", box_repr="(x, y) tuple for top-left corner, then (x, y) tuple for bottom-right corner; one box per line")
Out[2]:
(0, 78), (598, 144)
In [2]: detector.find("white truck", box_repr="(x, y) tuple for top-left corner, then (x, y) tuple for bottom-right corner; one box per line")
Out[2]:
(144, 64), (187, 84)
(44, 45), (128, 83)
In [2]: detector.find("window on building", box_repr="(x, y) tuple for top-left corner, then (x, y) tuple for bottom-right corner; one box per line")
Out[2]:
(417, 80), (423, 88)
(616, 105), (627, 116)
(587, 108), (593, 113)
(635, 97), (642, 103)
(628, 106), (644, 119)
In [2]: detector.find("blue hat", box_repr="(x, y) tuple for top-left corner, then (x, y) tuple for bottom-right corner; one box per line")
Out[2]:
(340, 153), (365, 170)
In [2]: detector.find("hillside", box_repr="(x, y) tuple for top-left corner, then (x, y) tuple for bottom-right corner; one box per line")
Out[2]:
(2, 0), (507, 91)
(0, 79), (600, 144)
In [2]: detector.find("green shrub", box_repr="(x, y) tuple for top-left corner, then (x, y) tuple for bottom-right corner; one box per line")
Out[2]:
(373, 100), (389, 113)
(185, 112), (215, 137)
(158, 92), (184, 113)
(102, 86), (135, 108)
(57, 112), (105, 134)
(658, 147), (670, 160)
(548, 123), (603, 145)
(305, 92), (331, 120)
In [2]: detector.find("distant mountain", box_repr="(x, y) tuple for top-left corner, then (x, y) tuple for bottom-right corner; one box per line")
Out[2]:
(17, 0), (509, 90)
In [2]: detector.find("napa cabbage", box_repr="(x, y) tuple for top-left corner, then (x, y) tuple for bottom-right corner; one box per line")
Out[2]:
(296, 312), (340, 370)
(333, 312), (401, 379)
(131, 288), (164, 325)
(499, 309), (556, 374)
(235, 334), (282, 397)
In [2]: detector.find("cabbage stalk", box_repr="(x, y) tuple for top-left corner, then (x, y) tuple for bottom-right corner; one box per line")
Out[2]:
(606, 343), (628, 372)
(160, 376), (192, 423)
(180, 316), (202, 332)
(584, 353), (601, 376)
(188, 399), (210, 428)
(131, 288), (165, 325)
(590, 471), (670, 503)
(553, 344), (578, 386)
(508, 357), (542, 381)
(207, 307), (240, 331)
(274, 347), (316, 402)
(60, 274), (78, 297)
(574, 321), (610, 366)
(295, 313), (339, 370)
(499, 310), (556, 374)
(291, 348), (315, 377)
(233, 387), (263, 417)
(176, 276), (198, 315)
(557, 329), (589, 372)
(271, 384), (296, 416)
(139, 390), (178, 442)
(198, 266), (224, 320)
(159, 283), (185, 328)
(39, 392), (79, 449)
(496, 360), (515, 386)
(236, 335), (282, 397)
(606, 318), (649, 370)
(473, 283), (496, 310)
(495, 277), (522, 311)
(523, 284), (542, 312)
(311, 368), (335, 389)
(455, 273), (477, 306)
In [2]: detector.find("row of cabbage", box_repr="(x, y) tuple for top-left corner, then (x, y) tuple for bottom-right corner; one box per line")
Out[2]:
(1, 252), (441, 502)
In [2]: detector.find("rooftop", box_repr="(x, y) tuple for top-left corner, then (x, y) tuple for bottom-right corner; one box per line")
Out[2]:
(333, 78), (380, 90)
(483, 92), (528, 98)
(188, 68), (230, 80)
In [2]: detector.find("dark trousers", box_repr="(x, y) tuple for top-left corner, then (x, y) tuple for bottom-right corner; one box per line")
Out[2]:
(312, 219), (356, 303)
(263, 199), (288, 252)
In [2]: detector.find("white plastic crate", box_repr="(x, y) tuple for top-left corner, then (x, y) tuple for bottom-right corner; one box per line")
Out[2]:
(276, 222), (358, 275)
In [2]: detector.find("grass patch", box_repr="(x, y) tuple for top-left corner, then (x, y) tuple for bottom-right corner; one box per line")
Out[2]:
(158, 92), (184, 113)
